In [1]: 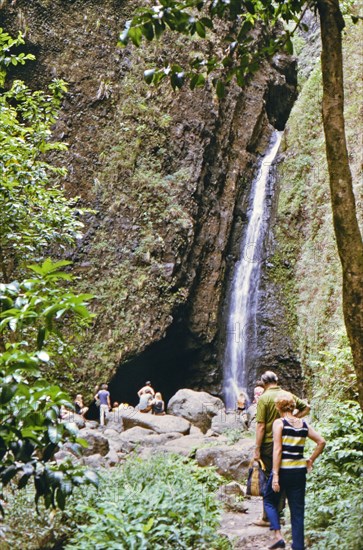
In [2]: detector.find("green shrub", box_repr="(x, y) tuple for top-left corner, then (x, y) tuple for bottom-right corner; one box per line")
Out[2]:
(305, 401), (363, 549)
(0, 260), (97, 513)
(0, 28), (85, 282)
(66, 454), (231, 550)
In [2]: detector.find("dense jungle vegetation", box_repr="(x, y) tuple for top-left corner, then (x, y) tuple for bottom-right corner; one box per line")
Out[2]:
(0, 1), (362, 548)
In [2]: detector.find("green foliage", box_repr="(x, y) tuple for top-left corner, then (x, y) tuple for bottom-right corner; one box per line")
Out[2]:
(224, 428), (244, 445)
(0, 259), (96, 513)
(2, 455), (230, 548)
(309, 337), (358, 414)
(118, 0), (307, 95)
(0, 28), (35, 86)
(66, 454), (230, 549)
(305, 401), (363, 549)
(0, 29), (85, 281)
(272, 16), (362, 386)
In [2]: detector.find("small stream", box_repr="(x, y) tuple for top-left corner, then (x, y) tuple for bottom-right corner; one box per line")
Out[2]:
(222, 131), (282, 409)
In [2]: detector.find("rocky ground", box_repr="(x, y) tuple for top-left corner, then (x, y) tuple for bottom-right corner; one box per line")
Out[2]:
(58, 389), (292, 549)
(220, 497), (292, 549)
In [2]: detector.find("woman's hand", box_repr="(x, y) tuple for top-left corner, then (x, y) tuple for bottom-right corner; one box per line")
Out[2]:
(272, 474), (280, 492)
(306, 458), (313, 472)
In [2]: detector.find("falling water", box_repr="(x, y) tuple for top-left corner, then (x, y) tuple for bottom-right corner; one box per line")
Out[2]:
(223, 131), (282, 410)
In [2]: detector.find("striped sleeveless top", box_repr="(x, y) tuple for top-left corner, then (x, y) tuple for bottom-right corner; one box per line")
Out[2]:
(280, 418), (308, 470)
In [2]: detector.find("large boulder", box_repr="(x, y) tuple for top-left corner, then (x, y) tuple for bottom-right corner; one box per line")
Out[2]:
(116, 407), (191, 435)
(104, 448), (120, 467)
(82, 453), (107, 468)
(195, 440), (254, 481)
(61, 411), (85, 429)
(210, 411), (248, 436)
(138, 433), (225, 459)
(107, 427), (182, 453)
(79, 429), (110, 457)
(167, 389), (225, 433)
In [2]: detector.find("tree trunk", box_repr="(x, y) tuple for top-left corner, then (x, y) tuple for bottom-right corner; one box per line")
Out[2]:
(317, 0), (363, 409)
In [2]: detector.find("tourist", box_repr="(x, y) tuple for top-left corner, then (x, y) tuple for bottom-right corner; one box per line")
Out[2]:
(152, 392), (165, 415)
(94, 383), (111, 426)
(253, 371), (310, 526)
(253, 381), (265, 402)
(137, 388), (153, 413)
(246, 382), (265, 429)
(236, 391), (248, 412)
(137, 380), (155, 397)
(74, 394), (89, 418)
(264, 392), (325, 549)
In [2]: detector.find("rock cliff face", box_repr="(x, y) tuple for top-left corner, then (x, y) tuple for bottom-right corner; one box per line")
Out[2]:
(2, 0), (299, 403)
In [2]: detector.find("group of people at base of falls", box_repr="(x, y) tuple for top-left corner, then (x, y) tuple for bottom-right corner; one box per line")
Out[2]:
(92, 380), (165, 426)
(235, 381), (265, 429)
(70, 370), (325, 550)
(250, 370), (325, 550)
(67, 381), (165, 427)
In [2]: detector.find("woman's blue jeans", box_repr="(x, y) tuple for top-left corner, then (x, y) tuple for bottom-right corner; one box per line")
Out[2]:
(264, 469), (306, 550)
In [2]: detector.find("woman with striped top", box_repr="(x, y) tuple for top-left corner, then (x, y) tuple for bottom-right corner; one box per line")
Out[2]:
(264, 392), (326, 550)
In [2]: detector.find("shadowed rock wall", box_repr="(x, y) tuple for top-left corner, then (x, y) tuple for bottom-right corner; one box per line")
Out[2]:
(1, 0), (299, 402)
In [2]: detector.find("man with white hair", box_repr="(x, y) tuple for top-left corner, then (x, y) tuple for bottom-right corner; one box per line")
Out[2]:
(253, 371), (310, 526)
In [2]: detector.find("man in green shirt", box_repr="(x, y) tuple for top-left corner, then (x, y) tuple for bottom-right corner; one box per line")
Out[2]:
(253, 370), (310, 526)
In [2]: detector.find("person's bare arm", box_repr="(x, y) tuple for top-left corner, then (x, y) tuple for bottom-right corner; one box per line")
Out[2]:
(295, 404), (310, 418)
(306, 425), (326, 471)
(272, 419), (284, 492)
(254, 422), (266, 460)
(107, 394), (111, 408)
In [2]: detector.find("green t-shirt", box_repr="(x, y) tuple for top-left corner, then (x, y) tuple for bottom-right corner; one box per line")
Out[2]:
(256, 386), (307, 443)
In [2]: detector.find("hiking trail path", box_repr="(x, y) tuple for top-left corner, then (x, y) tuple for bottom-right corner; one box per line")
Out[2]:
(220, 495), (291, 549)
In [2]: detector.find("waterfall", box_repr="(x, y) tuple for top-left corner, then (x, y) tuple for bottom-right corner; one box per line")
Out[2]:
(223, 130), (282, 410)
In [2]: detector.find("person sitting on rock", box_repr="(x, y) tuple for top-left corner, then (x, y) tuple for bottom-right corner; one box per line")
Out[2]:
(74, 394), (89, 418)
(137, 380), (155, 398)
(152, 392), (165, 415)
(137, 388), (154, 413)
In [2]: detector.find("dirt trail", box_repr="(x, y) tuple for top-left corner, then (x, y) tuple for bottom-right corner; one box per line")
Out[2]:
(219, 495), (291, 549)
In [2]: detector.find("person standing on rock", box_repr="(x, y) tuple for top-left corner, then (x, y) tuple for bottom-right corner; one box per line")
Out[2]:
(253, 371), (310, 527)
(94, 383), (111, 426)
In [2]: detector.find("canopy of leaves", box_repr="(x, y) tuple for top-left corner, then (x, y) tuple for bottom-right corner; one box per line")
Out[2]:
(119, 1), (360, 97)
(119, 0), (307, 96)
(0, 28), (85, 282)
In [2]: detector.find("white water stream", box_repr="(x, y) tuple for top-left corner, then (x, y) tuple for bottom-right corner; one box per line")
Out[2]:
(223, 131), (282, 409)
